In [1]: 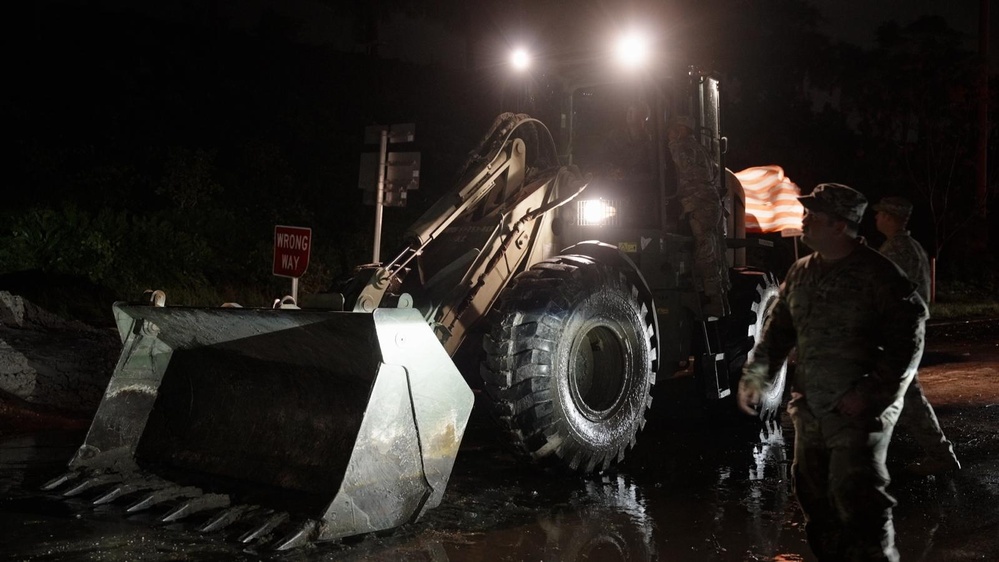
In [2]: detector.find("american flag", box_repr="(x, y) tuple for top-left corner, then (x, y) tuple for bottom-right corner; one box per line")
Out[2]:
(734, 165), (804, 234)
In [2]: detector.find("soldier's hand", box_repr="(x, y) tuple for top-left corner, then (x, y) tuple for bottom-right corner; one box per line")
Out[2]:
(836, 388), (868, 417)
(737, 379), (761, 415)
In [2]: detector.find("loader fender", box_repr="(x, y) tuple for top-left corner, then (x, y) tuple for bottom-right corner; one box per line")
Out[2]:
(561, 241), (660, 372)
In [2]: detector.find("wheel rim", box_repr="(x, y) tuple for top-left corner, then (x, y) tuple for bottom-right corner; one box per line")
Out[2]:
(568, 321), (628, 420)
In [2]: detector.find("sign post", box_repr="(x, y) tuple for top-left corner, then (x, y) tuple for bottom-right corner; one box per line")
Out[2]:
(273, 225), (312, 303)
(359, 123), (418, 263)
(373, 128), (388, 263)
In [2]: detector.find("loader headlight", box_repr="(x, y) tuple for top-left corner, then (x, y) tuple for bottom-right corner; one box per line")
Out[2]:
(510, 47), (531, 71)
(578, 199), (618, 226)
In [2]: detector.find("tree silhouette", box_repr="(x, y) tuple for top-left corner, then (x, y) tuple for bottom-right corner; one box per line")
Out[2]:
(839, 16), (982, 261)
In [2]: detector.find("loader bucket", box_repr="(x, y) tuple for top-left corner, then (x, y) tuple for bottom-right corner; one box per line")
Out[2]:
(52, 303), (473, 547)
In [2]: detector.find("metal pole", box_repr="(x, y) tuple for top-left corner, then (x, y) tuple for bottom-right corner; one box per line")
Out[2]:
(975, 0), (990, 236)
(291, 277), (299, 304)
(930, 257), (937, 304)
(373, 129), (388, 263)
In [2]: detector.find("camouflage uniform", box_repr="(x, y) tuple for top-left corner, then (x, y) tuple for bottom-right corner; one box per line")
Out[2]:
(668, 133), (729, 301)
(744, 185), (928, 561)
(879, 231), (931, 302)
(874, 197), (959, 472)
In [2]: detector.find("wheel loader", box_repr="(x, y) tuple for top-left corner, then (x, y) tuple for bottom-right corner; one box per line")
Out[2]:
(43, 64), (788, 548)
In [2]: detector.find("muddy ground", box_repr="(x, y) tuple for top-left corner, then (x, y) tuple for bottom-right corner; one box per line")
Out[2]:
(0, 319), (997, 561)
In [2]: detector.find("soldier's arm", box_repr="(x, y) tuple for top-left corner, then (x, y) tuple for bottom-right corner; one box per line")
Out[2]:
(860, 275), (928, 410)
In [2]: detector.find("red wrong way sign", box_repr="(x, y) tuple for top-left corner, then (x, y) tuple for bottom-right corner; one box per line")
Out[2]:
(273, 225), (312, 278)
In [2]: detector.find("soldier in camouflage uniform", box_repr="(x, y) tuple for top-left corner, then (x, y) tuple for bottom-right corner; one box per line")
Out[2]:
(667, 115), (730, 316)
(874, 196), (961, 475)
(874, 197), (931, 301)
(738, 184), (928, 561)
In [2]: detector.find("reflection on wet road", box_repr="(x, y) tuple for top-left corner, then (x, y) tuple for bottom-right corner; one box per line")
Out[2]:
(0, 377), (805, 561)
(2, 361), (997, 561)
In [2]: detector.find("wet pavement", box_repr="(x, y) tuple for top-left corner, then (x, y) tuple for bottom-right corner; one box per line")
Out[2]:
(1, 320), (998, 561)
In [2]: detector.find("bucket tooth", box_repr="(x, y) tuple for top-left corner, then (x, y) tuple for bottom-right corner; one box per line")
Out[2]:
(126, 486), (202, 513)
(93, 482), (156, 506)
(272, 520), (319, 551)
(239, 512), (289, 544)
(161, 493), (231, 523)
(63, 474), (125, 497)
(41, 471), (80, 492)
(199, 505), (258, 533)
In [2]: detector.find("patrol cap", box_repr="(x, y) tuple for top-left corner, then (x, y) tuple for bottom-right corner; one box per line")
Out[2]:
(872, 196), (913, 221)
(798, 183), (868, 227)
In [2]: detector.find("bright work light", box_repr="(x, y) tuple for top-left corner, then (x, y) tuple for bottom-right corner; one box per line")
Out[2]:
(614, 30), (650, 69)
(510, 48), (531, 71)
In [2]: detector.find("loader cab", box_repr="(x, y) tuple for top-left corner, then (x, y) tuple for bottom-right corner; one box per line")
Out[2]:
(565, 83), (665, 229)
(555, 69), (725, 236)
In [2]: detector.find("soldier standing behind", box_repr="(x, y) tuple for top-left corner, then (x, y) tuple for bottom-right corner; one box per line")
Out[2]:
(667, 115), (730, 317)
(874, 197), (931, 301)
(738, 184), (928, 562)
(873, 196), (961, 475)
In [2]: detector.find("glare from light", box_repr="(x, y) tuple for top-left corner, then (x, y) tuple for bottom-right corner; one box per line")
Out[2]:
(614, 31), (650, 69)
(510, 48), (531, 71)
(580, 199), (617, 226)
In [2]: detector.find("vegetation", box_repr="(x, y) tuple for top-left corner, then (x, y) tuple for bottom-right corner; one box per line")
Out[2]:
(2, 3), (493, 313)
(931, 301), (999, 320)
(932, 256), (999, 319)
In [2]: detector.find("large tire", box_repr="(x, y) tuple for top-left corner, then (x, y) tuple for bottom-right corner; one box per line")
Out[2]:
(481, 255), (655, 473)
(722, 268), (787, 421)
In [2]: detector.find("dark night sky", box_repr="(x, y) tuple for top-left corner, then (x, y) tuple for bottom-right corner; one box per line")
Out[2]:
(812, 0), (996, 65)
(77, 1), (996, 69)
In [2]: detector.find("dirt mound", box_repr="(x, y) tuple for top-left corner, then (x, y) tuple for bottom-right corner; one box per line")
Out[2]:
(0, 291), (95, 331)
(0, 270), (119, 328)
(0, 291), (118, 433)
